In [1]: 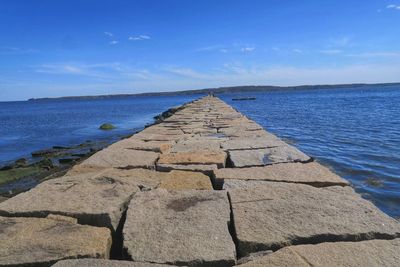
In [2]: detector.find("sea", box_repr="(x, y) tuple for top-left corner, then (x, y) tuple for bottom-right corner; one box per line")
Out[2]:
(0, 85), (399, 218)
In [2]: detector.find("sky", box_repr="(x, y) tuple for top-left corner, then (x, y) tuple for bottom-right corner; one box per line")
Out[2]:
(0, 0), (400, 101)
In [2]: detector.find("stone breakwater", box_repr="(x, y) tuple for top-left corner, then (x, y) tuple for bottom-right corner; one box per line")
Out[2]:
(0, 95), (399, 267)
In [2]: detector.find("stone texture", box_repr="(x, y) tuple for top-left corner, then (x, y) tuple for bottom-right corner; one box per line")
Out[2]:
(158, 151), (227, 168)
(110, 138), (173, 153)
(123, 189), (236, 266)
(228, 145), (311, 167)
(81, 148), (159, 169)
(52, 259), (178, 267)
(238, 239), (400, 267)
(214, 162), (349, 188)
(0, 168), (164, 231)
(156, 163), (218, 176)
(0, 196), (8, 203)
(221, 136), (285, 150)
(229, 182), (400, 256)
(169, 139), (222, 153)
(159, 170), (213, 190)
(0, 216), (111, 266)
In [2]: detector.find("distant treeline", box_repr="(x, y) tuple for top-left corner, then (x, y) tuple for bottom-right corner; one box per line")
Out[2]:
(28, 82), (400, 101)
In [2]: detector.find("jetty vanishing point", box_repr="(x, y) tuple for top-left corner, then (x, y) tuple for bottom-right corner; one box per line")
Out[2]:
(0, 96), (399, 266)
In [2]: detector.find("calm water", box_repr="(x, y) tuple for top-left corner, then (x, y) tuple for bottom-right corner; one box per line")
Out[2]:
(0, 86), (399, 218)
(219, 86), (400, 219)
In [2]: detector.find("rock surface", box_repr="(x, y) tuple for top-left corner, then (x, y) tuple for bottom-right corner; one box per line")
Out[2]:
(214, 162), (349, 188)
(159, 170), (213, 190)
(81, 148), (159, 169)
(221, 136), (285, 150)
(52, 259), (179, 267)
(229, 182), (400, 256)
(238, 239), (400, 267)
(158, 151), (227, 168)
(0, 216), (111, 266)
(123, 189), (236, 266)
(156, 163), (218, 175)
(228, 146), (311, 167)
(0, 168), (163, 231)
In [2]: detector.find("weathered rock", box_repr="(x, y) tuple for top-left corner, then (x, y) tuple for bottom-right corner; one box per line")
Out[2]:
(0, 216), (111, 266)
(169, 139), (222, 153)
(214, 162), (349, 188)
(123, 189), (236, 266)
(81, 148), (159, 169)
(99, 123), (116, 130)
(229, 182), (400, 256)
(108, 138), (173, 153)
(238, 239), (400, 267)
(159, 170), (213, 190)
(0, 196), (8, 203)
(156, 163), (218, 176)
(221, 136), (285, 150)
(0, 168), (164, 231)
(52, 259), (178, 267)
(158, 151), (227, 168)
(228, 145), (311, 167)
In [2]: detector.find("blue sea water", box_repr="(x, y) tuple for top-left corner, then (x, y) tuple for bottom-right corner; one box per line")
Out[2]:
(0, 86), (399, 218)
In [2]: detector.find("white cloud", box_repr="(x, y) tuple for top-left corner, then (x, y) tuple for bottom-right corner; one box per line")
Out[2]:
(292, 49), (303, 53)
(387, 4), (400, 9)
(110, 40), (119, 45)
(241, 46), (255, 52)
(104, 31), (113, 37)
(320, 49), (342, 55)
(347, 51), (400, 57)
(128, 35), (151, 41)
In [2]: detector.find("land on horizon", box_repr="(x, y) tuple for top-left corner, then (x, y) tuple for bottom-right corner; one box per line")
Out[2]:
(27, 82), (400, 101)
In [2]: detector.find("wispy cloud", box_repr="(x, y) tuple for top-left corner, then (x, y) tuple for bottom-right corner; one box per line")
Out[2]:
(128, 35), (151, 41)
(241, 46), (256, 52)
(109, 40), (119, 45)
(320, 49), (342, 55)
(387, 4), (400, 10)
(104, 31), (113, 37)
(292, 49), (303, 54)
(347, 51), (400, 57)
(0, 46), (39, 55)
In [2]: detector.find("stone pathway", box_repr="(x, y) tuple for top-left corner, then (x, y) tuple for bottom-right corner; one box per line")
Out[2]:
(0, 96), (399, 266)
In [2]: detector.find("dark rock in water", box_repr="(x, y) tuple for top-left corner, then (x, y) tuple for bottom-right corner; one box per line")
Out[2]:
(37, 158), (54, 170)
(153, 106), (183, 124)
(32, 149), (58, 157)
(0, 165), (13, 171)
(99, 123), (116, 130)
(15, 158), (27, 167)
(52, 146), (69, 150)
(232, 97), (256, 101)
(365, 178), (384, 187)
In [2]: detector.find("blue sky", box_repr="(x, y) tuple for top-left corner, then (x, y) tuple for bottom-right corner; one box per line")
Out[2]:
(1, 0), (400, 101)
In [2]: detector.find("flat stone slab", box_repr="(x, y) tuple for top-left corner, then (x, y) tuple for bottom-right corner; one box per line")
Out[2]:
(158, 151), (227, 168)
(229, 182), (400, 256)
(0, 168), (164, 231)
(123, 189), (236, 266)
(214, 162), (349, 188)
(81, 148), (159, 169)
(228, 145), (311, 167)
(221, 137), (285, 150)
(159, 170), (213, 190)
(169, 139), (222, 153)
(110, 139), (173, 153)
(0, 216), (111, 266)
(239, 239), (400, 267)
(53, 259), (178, 267)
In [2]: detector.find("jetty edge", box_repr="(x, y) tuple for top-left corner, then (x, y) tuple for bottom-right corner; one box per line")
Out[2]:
(0, 95), (399, 267)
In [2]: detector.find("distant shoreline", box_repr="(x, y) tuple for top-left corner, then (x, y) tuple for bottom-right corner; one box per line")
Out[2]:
(27, 82), (400, 101)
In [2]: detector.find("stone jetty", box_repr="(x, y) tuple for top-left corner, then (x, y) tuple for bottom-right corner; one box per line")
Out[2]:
(0, 96), (399, 266)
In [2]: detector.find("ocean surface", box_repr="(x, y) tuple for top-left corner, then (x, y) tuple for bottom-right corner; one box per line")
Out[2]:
(0, 86), (399, 218)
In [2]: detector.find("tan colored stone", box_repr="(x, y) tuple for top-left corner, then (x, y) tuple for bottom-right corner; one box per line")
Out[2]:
(123, 189), (236, 266)
(214, 162), (349, 188)
(156, 163), (218, 175)
(158, 151), (227, 168)
(239, 239), (400, 267)
(0, 216), (111, 266)
(81, 148), (159, 169)
(46, 214), (78, 224)
(229, 182), (400, 256)
(52, 259), (178, 267)
(109, 138), (173, 153)
(221, 136), (286, 150)
(159, 170), (213, 190)
(0, 168), (164, 231)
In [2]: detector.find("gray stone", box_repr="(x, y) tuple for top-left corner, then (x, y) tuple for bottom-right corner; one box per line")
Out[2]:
(0, 216), (111, 266)
(156, 163), (218, 176)
(238, 239), (400, 267)
(229, 182), (400, 256)
(81, 148), (159, 169)
(228, 145), (311, 167)
(214, 162), (349, 188)
(53, 259), (179, 267)
(0, 168), (164, 231)
(221, 137), (285, 150)
(158, 151), (227, 168)
(123, 189), (236, 266)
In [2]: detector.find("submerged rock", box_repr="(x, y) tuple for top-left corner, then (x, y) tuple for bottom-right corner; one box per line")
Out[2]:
(99, 123), (116, 130)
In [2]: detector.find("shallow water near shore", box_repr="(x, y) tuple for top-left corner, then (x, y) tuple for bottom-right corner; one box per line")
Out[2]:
(1, 86), (400, 219)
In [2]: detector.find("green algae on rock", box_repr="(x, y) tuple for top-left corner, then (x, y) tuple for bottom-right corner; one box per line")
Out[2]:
(99, 123), (116, 130)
